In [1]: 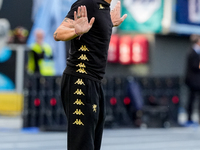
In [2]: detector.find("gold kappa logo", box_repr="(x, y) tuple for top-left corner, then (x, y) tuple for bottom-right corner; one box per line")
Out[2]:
(99, 4), (105, 9)
(73, 109), (84, 116)
(76, 68), (87, 74)
(76, 63), (86, 68)
(74, 89), (85, 95)
(79, 45), (89, 52)
(78, 54), (89, 61)
(74, 79), (85, 85)
(73, 119), (84, 126)
(73, 99), (85, 105)
(93, 104), (97, 113)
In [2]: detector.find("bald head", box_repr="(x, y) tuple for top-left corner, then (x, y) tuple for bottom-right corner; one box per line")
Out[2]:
(0, 19), (10, 49)
(35, 29), (45, 45)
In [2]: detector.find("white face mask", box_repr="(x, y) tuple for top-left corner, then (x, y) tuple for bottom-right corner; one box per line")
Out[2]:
(0, 19), (10, 50)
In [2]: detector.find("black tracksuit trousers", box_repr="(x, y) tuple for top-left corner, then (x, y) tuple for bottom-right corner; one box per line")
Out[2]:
(187, 89), (200, 121)
(61, 74), (106, 150)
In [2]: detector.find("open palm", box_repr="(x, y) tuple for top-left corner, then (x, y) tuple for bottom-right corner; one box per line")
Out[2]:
(74, 6), (95, 35)
(111, 1), (127, 27)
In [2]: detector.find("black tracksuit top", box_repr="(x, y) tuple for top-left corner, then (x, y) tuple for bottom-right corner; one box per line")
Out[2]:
(64, 0), (113, 82)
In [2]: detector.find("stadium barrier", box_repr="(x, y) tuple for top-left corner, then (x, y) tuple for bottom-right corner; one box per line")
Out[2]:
(23, 75), (180, 130)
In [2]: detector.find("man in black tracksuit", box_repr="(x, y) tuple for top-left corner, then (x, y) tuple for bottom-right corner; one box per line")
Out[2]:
(54, 0), (127, 149)
(185, 34), (200, 124)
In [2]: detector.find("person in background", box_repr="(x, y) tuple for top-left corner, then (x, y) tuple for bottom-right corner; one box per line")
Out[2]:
(53, 0), (127, 149)
(27, 29), (55, 76)
(0, 18), (15, 90)
(185, 34), (200, 125)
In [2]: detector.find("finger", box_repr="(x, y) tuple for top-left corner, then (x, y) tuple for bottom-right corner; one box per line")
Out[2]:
(82, 6), (85, 17)
(83, 6), (87, 17)
(77, 6), (81, 17)
(85, 5), (88, 17)
(114, 1), (120, 9)
(116, 1), (120, 10)
(89, 17), (95, 26)
(121, 14), (127, 21)
(113, 1), (120, 14)
(80, 6), (82, 16)
(118, 1), (121, 6)
(74, 11), (77, 21)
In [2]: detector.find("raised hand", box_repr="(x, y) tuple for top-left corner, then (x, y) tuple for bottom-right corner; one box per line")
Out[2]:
(74, 6), (95, 35)
(110, 1), (127, 27)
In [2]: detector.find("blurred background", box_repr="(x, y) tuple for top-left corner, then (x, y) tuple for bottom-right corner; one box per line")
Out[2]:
(1, 0), (200, 148)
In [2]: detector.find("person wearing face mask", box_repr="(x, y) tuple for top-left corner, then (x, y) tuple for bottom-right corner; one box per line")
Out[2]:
(185, 34), (200, 125)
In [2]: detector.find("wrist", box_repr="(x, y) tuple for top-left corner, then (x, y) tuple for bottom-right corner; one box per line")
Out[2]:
(74, 29), (83, 40)
(75, 29), (80, 36)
